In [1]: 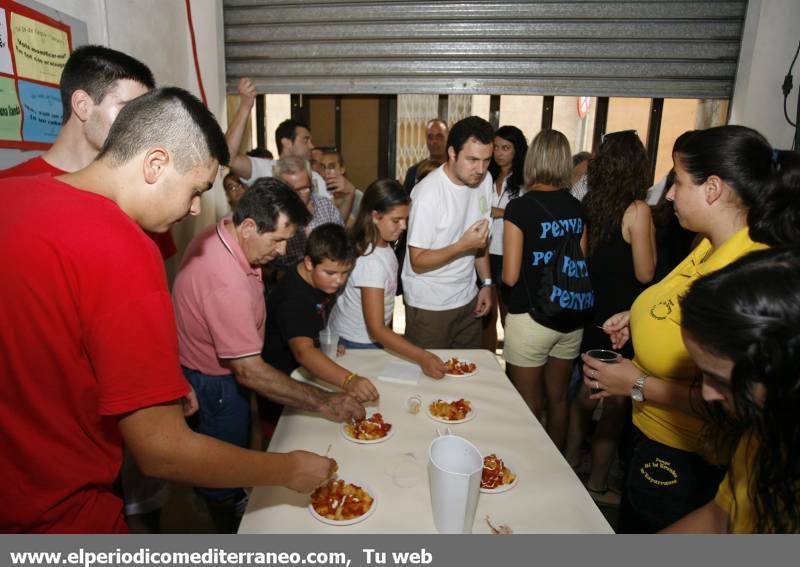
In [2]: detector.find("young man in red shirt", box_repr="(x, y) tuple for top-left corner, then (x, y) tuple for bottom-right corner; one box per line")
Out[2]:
(0, 87), (336, 533)
(0, 45), (172, 532)
(0, 45), (176, 260)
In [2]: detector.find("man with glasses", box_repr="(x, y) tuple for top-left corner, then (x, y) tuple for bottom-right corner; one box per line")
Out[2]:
(274, 156), (344, 271)
(224, 78), (360, 220)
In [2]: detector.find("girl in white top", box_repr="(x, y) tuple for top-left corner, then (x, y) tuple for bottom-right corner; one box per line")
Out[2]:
(330, 179), (446, 378)
(484, 125), (528, 351)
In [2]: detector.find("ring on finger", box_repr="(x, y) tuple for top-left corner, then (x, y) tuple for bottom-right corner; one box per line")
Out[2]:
(594, 380), (600, 390)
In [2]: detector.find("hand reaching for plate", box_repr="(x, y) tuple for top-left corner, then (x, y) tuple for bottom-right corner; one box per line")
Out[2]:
(284, 450), (338, 493)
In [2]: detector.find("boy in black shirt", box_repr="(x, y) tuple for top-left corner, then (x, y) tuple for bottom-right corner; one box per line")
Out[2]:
(263, 223), (379, 403)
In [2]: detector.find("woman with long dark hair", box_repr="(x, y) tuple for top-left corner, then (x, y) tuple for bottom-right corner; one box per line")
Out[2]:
(664, 246), (800, 533)
(581, 126), (796, 532)
(565, 131), (656, 504)
(330, 179), (446, 377)
(484, 125), (527, 351)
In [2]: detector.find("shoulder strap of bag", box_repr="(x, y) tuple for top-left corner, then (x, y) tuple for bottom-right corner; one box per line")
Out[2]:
(518, 192), (581, 311)
(519, 193), (554, 311)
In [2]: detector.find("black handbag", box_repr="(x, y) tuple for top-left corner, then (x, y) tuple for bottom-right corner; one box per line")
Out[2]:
(520, 196), (594, 333)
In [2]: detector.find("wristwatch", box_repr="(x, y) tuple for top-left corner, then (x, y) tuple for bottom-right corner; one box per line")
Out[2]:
(480, 278), (494, 287)
(631, 373), (649, 402)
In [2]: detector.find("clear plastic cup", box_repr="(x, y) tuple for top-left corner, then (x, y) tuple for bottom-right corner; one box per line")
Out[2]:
(319, 328), (339, 359)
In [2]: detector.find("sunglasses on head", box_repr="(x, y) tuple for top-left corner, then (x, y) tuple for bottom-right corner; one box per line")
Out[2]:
(601, 129), (637, 143)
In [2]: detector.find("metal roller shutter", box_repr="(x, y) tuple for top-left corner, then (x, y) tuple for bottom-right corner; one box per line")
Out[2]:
(223, 0), (745, 98)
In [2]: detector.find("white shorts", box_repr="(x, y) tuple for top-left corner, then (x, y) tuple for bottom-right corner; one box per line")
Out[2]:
(503, 312), (583, 367)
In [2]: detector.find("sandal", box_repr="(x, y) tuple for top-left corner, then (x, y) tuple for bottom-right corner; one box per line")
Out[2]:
(586, 483), (621, 507)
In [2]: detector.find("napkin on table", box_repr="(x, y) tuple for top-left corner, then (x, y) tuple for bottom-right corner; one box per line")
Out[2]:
(377, 360), (421, 385)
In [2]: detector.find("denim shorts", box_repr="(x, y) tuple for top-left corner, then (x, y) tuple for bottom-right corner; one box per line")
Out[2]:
(182, 366), (251, 503)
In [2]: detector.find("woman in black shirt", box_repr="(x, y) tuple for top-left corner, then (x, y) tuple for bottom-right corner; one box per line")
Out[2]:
(503, 129), (588, 452)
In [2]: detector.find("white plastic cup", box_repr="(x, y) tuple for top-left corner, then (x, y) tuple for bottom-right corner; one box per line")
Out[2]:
(428, 435), (483, 533)
(319, 328), (338, 359)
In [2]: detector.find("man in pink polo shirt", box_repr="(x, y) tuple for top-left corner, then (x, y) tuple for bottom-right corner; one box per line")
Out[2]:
(172, 177), (365, 531)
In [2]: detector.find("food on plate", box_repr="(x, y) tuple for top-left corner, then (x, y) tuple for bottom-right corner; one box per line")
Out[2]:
(481, 453), (516, 490)
(344, 413), (392, 441)
(445, 357), (477, 375)
(310, 479), (373, 521)
(429, 398), (472, 421)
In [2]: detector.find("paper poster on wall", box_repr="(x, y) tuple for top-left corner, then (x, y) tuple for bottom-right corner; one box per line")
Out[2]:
(0, 0), (72, 149)
(17, 79), (60, 143)
(0, 76), (21, 141)
(10, 11), (69, 84)
(0, 9), (13, 75)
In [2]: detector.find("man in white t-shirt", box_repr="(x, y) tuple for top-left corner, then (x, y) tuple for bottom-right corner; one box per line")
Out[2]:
(401, 116), (495, 349)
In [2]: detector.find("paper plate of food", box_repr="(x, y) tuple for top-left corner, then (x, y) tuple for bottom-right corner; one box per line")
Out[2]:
(309, 478), (376, 526)
(480, 453), (518, 494)
(427, 397), (475, 424)
(341, 413), (394, 444)
(444, 357), (478, 378)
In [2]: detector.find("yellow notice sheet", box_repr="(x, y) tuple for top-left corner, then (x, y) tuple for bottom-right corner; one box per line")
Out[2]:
(10, 12), (69, 84)
(0, 76), (22, 142)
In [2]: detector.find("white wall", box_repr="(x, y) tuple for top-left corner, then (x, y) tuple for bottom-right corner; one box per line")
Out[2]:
(729, 0), (800, 149)
(103, 0), (229, 255)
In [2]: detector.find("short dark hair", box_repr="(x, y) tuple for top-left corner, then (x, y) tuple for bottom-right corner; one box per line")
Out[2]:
(572, 151), (592, 167)
(446, 116), (494, 157)
(97, 87), (229, 171)
(60, 45), (155, 124)
(233, 177), (311, 232)
(246, 147), (273, 159)
(322, 149), (344, 167)
(305, 223), (355, 266)
(275, 119), (309, 152)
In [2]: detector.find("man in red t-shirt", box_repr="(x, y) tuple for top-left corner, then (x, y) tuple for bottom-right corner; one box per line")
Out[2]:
(0, 45), (176, 260)
(0, 87), (337, 533)
(0, 45), (171, 532)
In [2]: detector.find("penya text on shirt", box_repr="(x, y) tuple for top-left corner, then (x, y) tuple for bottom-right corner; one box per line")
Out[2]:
(531, 252), (588, 278)
(539, 217), (583, 239)
(550, 285), (594, 310)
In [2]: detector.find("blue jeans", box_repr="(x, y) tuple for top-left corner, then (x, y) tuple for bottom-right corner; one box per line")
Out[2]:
(182, 366), (250, 503)
(339, 337), (383, 350)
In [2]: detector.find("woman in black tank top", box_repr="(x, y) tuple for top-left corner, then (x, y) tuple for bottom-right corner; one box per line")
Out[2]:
(565, 131), (656, 504)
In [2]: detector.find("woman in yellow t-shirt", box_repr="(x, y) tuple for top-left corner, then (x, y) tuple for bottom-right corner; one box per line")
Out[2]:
(663, 246), (800, 533)
(580, 126), (791, 532)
